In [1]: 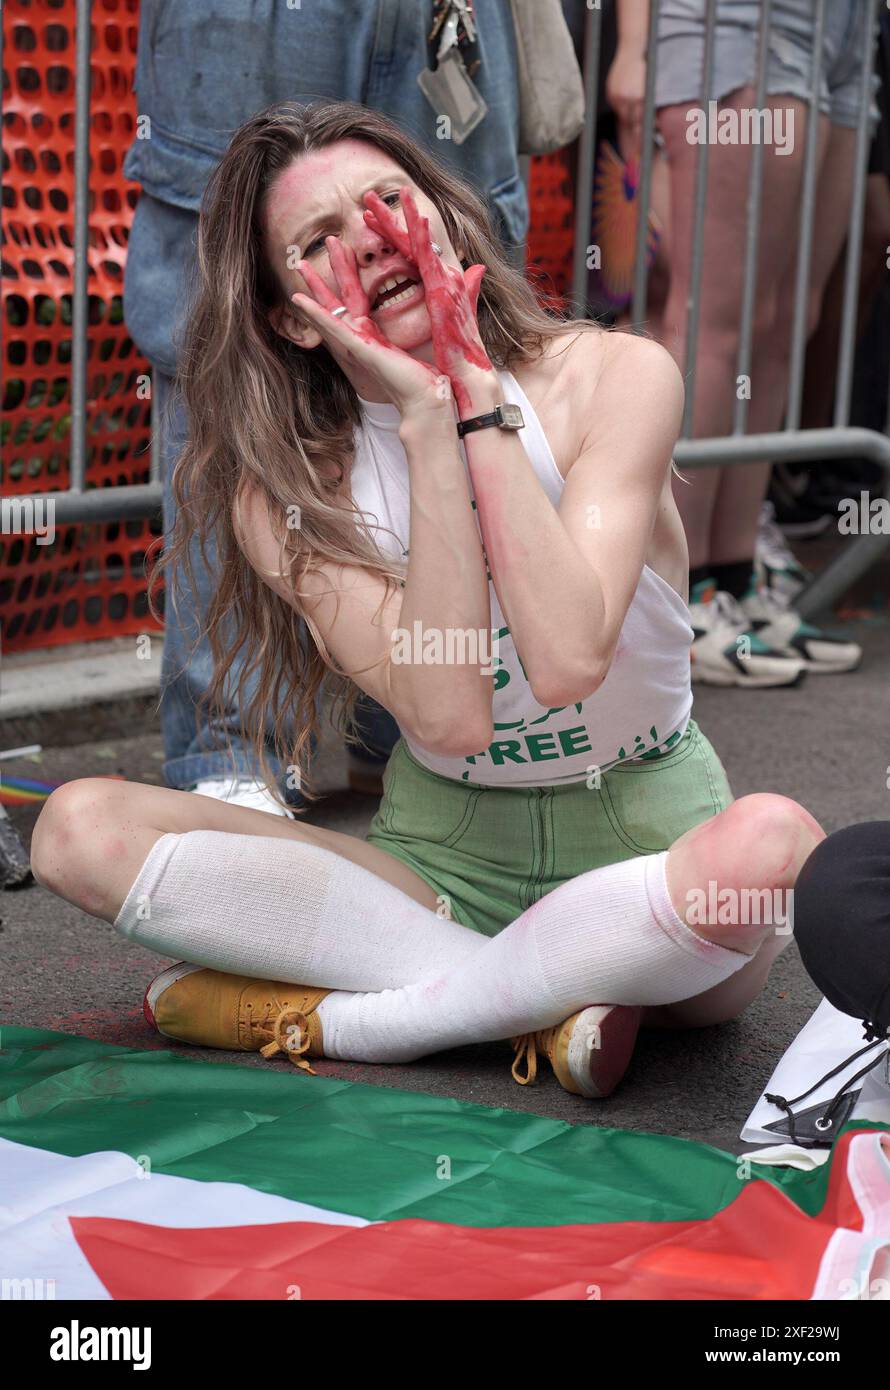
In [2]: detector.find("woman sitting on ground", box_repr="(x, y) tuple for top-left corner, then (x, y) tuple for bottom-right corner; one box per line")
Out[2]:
(31, 101), (825, 1098)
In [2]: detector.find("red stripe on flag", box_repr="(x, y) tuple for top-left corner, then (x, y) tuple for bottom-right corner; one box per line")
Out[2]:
(72, 1176), (841, 1300)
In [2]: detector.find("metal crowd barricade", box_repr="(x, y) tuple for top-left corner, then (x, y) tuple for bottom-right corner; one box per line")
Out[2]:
(573, 0), (890, 619)
(6, 0), (890, 618)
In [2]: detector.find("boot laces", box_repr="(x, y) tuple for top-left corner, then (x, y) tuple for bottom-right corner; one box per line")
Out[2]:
(247, 1004), (317, 1074)
(511, 1026), (558, 1085)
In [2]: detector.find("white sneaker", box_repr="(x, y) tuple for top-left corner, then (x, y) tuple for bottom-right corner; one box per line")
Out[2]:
(189, 777), (292, 817)
(755, 501), (813, 603)
(739, 582), (862, 675)
(689, 579), (806, 688)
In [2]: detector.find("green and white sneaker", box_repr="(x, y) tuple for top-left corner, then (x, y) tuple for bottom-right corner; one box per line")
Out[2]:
(689, 579), (806, 688)
(755, 501), (813, 604)
(738, 579), (862, 675)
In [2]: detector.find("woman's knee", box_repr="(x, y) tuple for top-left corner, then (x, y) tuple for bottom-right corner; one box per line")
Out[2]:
(701, 794), (824, 888)
(667, 795), (824, 950)
(30, 777), (127, 897)
(671, 793), (824, 899)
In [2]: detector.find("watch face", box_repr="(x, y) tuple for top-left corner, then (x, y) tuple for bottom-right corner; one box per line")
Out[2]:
(499, 403), (524, 429)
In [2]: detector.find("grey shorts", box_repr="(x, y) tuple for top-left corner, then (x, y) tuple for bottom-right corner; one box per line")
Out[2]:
(655, 0), (881, 130)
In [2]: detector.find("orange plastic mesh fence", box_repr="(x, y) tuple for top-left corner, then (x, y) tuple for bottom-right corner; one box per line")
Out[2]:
(526, 148), (574, 312)
(1, 0), (162, 653)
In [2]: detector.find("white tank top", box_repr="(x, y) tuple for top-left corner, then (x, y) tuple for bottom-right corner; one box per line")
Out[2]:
(348, 366), (694, 787)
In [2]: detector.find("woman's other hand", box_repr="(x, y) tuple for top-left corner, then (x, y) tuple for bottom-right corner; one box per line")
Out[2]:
(363, 187), (495, 416)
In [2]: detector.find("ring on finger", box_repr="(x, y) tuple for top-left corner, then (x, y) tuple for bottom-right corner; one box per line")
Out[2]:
(431, 242), (443, 255)
(331, 305), (348, 318)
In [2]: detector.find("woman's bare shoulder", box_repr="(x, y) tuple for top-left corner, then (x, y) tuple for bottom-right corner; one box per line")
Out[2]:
(552, 323), (677, 383)
(512, 326), (678, 462)
(516, 323), (661, 406)
(510, 324), (606, 414)
(559, 328), (683, 431)
(530, 323), (608, 382)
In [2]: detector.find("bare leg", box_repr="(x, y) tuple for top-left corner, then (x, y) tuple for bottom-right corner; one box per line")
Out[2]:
(29, 775), (443, 924)
(655, 90), (809, 568)
(857, 174), (890, 324)
(710, 118), (854, 563)
(643, 793), (825, 1027)
(310, 794), (828, 1062)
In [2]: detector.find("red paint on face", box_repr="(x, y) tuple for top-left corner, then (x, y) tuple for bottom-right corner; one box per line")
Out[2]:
(268, 144), (496, 410)
(360, 184), (494, 408)
(266, 142), (451, 362)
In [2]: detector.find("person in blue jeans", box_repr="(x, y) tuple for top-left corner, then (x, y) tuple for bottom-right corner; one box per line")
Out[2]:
(122, 0), (529, 815)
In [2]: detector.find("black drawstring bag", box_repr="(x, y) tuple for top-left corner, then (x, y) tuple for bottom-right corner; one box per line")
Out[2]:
(763, 822), (890, 1147)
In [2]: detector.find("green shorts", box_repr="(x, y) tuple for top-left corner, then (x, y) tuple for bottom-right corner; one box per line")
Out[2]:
(366, 718), (733, 938)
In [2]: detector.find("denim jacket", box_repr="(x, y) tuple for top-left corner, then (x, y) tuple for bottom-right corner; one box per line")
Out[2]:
(122, 0), (528, 375)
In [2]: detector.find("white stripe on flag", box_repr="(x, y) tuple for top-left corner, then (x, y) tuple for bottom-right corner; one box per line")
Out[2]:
(0, 1138), (365, 1300)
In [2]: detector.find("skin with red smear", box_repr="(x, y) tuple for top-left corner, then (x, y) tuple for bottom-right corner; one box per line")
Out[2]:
(291, 183), (496, 416)
(362, 187), (493, 414)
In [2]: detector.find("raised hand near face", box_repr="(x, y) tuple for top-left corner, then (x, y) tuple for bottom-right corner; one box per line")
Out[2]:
(363, 187), (494, 415)
(291, 237), (447, 421)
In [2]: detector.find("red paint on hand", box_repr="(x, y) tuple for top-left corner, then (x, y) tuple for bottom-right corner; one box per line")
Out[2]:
(364, 186), (495, 413)
(291, 187), (498, 417)
(295, 247), (404, 354)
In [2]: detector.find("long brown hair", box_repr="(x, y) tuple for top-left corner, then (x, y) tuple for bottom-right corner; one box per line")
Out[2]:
(147, 98), (601, 810)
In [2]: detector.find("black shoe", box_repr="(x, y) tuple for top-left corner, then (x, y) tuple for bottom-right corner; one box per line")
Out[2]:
(768, 463), (835, 537)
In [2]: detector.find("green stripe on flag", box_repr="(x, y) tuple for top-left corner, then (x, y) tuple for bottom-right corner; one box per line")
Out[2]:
(0, 1027), (882, 1227)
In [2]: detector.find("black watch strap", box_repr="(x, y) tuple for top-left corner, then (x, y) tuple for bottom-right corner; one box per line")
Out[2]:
(456, 402), (525, 438)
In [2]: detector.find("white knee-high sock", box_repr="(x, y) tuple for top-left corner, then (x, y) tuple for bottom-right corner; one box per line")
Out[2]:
(316, 851), (753, 1062)
(113, 829), (486, 991)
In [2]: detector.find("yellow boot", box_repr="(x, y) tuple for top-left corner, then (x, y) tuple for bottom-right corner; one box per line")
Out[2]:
(511, 1004), (642, 1098)
(143, 962), (329, 1074)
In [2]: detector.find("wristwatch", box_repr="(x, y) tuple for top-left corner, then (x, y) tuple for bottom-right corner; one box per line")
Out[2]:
(456, 402), (525, 438)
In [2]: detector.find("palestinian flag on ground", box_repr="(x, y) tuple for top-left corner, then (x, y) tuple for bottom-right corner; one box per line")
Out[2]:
(1, 1028), (888, 1301)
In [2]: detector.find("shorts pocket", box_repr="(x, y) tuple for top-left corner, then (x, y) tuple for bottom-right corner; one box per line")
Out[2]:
(371, 739), (484, 848)
(599, 723), (733, 855)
